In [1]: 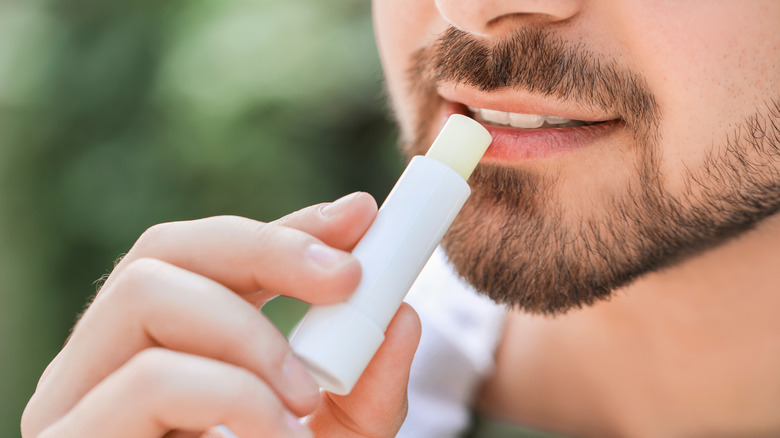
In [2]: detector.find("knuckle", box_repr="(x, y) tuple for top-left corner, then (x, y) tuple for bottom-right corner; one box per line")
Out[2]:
(224, 372), (285, 427)
(209, 215), (285, 248)
(244, 218), (310, 252)
(124, 257), (167, 280)
(276, 203), (328, 226)
(125, 348), (175, 390)
(225, 367), (265, 407)
(237, 217), (276, 243)
(228, 314), (288, 368)
(112, 258), (168, 298)
(210, 215), (267, 237)
(91, 258), (173, 326)
(134, 221), (175, 250)
(209, 214), (250, 224)
(204, 356), (281, 419)
(218, 315), (260, 356)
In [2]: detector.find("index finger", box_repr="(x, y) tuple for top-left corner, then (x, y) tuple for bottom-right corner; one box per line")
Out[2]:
(101, 192), (377, 304)
(274, 192), (377, 251)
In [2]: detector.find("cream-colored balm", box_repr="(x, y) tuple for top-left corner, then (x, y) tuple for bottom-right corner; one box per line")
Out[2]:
(290, 114), (492, 395)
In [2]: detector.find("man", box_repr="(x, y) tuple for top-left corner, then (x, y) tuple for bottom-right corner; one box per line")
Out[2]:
(22, 1), (780, 437)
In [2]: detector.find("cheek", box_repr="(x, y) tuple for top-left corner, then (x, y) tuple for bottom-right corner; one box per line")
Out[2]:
(611, 1), (780, 191)
(373, 0), (448, 139)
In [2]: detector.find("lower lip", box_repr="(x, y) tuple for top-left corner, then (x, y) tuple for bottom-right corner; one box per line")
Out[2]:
(444, 103), (621, 161)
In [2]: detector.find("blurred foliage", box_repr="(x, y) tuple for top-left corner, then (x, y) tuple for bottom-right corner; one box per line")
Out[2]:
(0, 0), (401, 434)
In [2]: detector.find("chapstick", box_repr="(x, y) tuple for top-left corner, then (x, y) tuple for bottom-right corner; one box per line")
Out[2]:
(289, 114), (492, 395)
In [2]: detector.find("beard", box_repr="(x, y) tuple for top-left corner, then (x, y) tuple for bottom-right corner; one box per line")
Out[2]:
(401, 27), (780, 315)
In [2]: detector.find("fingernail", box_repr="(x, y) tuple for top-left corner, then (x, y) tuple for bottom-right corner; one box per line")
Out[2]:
(284, 412), (313, 438)
(322, 192), (360, 217)
(306, 243), (348, 269)
(283, 353), (320, 401)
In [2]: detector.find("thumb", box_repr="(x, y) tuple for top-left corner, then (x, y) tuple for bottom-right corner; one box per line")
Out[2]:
(306, 303), (421, 437)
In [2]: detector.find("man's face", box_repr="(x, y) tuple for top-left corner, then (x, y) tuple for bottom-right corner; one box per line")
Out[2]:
(373, 1), (780, 314)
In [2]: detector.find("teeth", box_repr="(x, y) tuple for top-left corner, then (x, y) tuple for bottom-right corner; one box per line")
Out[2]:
(509, 113), (545, 129)
(544, 115), (571, 125)
(480, 109), (509, 125)
(467, 106), (580, 129)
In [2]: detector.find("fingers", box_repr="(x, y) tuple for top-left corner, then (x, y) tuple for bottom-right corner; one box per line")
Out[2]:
(24, 259), (319, 437)
(37, 349), (312, 438)
(24, 192), (379, 438)
(107, 218), (359, 303)
(99, 192), (377, 302)
(274, 192), (377, 251)
(306, 303), (422, 438)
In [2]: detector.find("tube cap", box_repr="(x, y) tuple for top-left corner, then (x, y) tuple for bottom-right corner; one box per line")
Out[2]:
(425, 114), (492, 180)
(290, 303), (385, 395)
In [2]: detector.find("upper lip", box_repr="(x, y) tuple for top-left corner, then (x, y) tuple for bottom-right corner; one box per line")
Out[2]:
(437, 83), (620, 123)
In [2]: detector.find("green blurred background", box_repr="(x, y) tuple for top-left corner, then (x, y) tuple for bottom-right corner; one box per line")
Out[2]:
(0, 0), (403, 434)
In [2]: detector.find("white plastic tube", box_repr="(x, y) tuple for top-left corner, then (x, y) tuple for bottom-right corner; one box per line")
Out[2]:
(289, 115), (492, 395)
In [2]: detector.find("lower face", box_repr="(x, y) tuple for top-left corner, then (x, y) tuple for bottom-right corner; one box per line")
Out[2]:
(373, 1), (780, 314)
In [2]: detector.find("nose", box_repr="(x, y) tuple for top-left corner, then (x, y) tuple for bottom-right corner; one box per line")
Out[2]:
(434, 0), (582, 36)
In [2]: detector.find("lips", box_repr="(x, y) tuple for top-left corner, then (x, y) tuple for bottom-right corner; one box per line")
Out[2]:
(437, 87), (623, 162)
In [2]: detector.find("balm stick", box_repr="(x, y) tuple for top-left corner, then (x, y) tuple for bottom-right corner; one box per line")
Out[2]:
(290, 114), (492, 395)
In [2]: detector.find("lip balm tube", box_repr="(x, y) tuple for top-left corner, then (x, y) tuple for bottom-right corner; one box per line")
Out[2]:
(289, 114), (492, 395)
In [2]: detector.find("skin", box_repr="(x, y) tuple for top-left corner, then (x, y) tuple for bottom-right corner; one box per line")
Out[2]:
(22, 193), (421, 437)
(23, 1), (780, 438)
(373, 0), (780, 437)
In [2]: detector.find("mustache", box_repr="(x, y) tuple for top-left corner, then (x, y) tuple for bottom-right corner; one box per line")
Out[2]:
(411, 27), (660, 136)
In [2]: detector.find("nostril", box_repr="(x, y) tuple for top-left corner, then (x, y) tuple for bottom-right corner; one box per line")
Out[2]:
(435, 0), (583, 37)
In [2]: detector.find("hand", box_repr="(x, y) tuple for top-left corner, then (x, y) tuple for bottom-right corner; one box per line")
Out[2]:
(22, 192), (421, 438)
